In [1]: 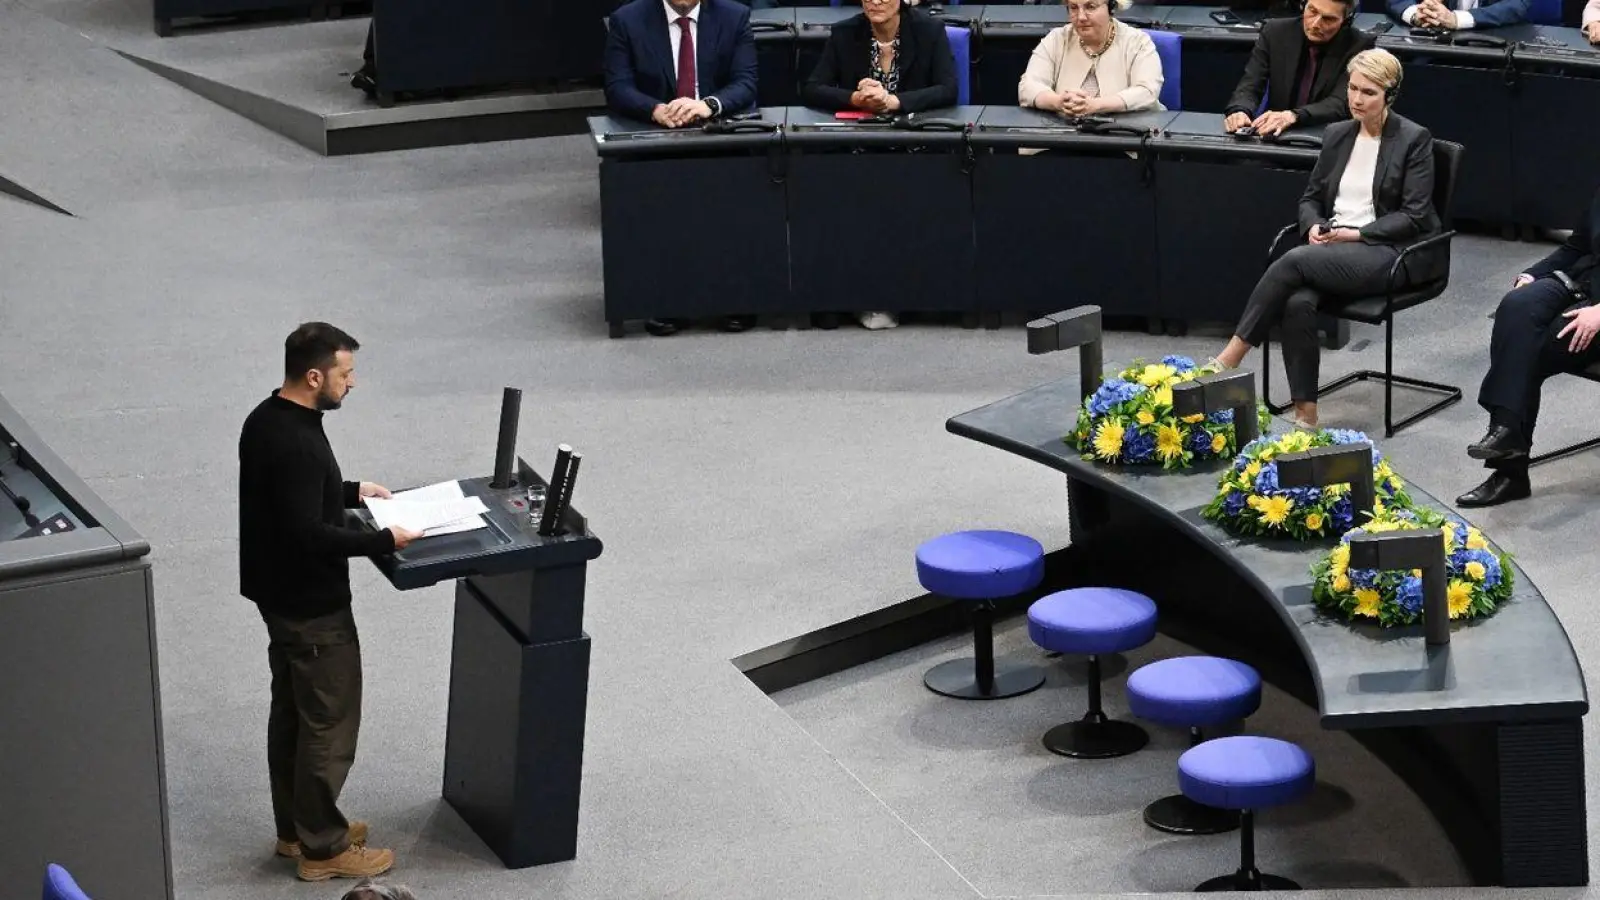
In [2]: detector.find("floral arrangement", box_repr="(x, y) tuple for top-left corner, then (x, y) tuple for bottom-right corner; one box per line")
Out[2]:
(1067, 356), (1274, 470)
(1201, 428), (1411, 540)
(1309, 506), (1513, 626)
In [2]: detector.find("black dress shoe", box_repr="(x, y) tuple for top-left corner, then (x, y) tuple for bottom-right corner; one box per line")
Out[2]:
(811, 312), (840, 330)
(645, 318), (685, 337)
(721, 315), (756, 333)
(1467, 425), (1529, 461)
(1456, 472), (1532, 508)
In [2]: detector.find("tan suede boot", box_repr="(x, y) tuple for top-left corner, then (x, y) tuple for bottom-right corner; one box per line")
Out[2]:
(275, 820), (368, 859)
(296, 844), (394, 882)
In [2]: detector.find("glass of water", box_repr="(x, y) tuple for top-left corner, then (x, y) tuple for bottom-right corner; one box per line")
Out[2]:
(525, 484), (547, 522)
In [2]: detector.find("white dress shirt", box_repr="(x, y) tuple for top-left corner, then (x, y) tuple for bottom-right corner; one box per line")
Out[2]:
(1331, 132), (1381, 230)
(663, 0), (701, 99)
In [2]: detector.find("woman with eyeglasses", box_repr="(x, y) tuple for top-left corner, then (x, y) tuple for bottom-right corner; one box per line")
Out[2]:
(1018, 0), (1165, 116)
(803, 0), (958, 330)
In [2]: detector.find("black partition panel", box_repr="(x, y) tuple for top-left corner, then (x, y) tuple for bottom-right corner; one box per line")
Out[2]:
(1156, 158), (1309, 324)
(1392, 63), (1513, 224)
(973, 151), (1160, 317)
(599, 155), (789, 322)
(375, 0), (613, 94)
(1513, 72), (1600, 228)
(788, 152), (976, 314)
(1178, 42), (1256, 112)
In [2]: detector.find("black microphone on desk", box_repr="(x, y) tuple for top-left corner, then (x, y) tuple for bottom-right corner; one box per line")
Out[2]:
(538, 445), (574, 536)
(491, 386), (522, 490)
(0, 474), (39, 529)
(545, 451), (582, 535)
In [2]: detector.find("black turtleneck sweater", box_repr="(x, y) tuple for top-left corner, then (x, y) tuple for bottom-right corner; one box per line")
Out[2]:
(1527, 186), (1600, 302)
(238, 391), (395, 619)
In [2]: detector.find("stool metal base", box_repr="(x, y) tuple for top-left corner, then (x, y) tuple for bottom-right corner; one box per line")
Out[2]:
(1043, 716), (1148, 759)
(1144, 794), (1241, 835)
(924, 659), (1045, 700)
(1196, 871), (1300, 891)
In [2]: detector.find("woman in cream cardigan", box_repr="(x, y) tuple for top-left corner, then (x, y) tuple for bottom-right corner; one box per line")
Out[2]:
(1018, 0), (1165, 115)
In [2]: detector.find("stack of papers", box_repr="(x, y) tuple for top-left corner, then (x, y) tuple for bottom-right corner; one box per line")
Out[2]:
(364, 480), (488, 537)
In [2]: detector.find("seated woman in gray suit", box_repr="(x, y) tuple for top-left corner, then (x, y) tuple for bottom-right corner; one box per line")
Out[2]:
(1214, 49), (1446, 430)
(1018, 0), (1165, 115)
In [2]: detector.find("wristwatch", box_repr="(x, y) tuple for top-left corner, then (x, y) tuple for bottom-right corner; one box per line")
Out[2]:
(705, 96), (723, 118)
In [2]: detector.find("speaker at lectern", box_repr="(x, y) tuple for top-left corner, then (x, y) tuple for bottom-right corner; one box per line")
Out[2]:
(352, 387), (602, 868)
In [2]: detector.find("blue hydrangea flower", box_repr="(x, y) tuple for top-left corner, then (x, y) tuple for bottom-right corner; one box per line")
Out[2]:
(1087, 379), (1147, 418)
(1224, 491), (1246, 517)
(1209, 408), (1236, 425)
(1288, 486), (1322, 505)
(1350, 567), (1379, 589)
(1253, 464), (1280, 494)
(1162, 354), (1198, 371)
(1455, 548), (1502, 588)
(1188, 428), (1213, 454)
(1331, 496), (1354, 531)
(1323, 428), (1383, 463)
(1396, 575), (1424, 615)
(1123, 428), (1156, 463)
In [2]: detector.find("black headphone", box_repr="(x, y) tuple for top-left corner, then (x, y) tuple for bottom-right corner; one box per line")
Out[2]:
(1300, 0), (1358, 25)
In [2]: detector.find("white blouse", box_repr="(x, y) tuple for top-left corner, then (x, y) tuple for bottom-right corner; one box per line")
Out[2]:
(1331, 132), (1381, 230)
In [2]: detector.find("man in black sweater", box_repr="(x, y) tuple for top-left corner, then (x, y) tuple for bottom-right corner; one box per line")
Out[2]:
(239, 322), (421, 882)
(1224, 0), (1375, 137)
(1460, 186), (1600, 507)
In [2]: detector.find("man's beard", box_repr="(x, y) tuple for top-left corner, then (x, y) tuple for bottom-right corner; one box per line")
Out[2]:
(315, 386), (344, 411)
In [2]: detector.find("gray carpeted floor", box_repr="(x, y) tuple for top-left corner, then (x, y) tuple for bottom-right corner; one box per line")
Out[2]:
(2, 2), (1598, 899)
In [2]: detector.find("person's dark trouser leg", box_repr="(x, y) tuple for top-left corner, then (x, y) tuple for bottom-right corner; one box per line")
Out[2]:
(1280, 288), (1322, 403)
(1477, 279), (1575, 438)
(262, 607), (362, 862)
(263, 621), (299, 844)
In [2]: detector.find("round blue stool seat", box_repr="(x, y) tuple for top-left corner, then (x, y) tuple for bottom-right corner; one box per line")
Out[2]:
(1179, 736), (1315, 811)
(916, 530), (1044, 600)
(1128, 657), (1262, 727)
(1027, 588), (1158, 656)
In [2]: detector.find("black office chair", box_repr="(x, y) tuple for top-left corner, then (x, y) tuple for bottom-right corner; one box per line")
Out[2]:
(1259, 139), (1465, 438)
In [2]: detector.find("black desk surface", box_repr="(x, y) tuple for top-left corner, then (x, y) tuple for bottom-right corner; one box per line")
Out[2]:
(783, 104), (985, 147)
(587, 108), (789, 157)
(947, 374), (1589, 728)
(972, 106), (1176, 151)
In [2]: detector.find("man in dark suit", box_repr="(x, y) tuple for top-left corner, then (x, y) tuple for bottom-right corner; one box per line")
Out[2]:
(1459, 186), (1600, 507)
(1225, 0), (1375, 137)
(602, 0), (759, 336)
(1387, 0), (1529, 29)
(604, 0), (758, 128)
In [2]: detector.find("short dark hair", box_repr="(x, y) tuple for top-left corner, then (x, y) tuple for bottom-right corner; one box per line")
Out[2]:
(284, 322), (360, 382)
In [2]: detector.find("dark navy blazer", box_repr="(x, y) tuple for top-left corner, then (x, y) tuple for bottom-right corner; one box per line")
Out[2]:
(603, 0), (759, 123)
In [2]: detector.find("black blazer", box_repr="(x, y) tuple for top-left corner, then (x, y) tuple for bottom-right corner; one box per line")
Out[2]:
(1224, 19), (1375, 128)
(802, 7), (958, 114)
(1526, 187), (1600, 300)
(603, 0), (759, 123)
(1298, 113), (1447, 283)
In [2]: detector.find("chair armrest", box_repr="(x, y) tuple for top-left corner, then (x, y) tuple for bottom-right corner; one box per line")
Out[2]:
(1267, 223), (1298, 263)
(1386, 229), (1456, 295)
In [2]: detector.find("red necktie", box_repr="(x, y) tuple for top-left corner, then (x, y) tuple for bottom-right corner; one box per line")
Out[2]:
(1295, 46), (1322, 109)
(675, 17), (695, 99)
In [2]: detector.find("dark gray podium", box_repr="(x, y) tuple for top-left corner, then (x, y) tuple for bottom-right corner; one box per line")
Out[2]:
(0, 393), (172, 900)
(358, 401), (602, 869)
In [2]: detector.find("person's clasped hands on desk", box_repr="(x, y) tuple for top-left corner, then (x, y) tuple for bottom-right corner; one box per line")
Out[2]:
(1390, 0), (1531, 31)
(651, 96), (715, 129)
(851, 76), (901, 113)
(1583, 0), (1599, 43)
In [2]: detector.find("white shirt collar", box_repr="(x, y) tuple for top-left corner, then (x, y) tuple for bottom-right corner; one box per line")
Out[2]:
(663, 0), (700, 25)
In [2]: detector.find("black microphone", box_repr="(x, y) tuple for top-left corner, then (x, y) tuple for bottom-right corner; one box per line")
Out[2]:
(538, 445), (574, 536)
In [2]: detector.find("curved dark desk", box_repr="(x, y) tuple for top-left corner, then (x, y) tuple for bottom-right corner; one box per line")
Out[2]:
(947, 374), (1588, 887)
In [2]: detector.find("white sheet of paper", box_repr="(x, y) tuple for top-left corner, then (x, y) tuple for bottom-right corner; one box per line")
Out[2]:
(364, 495), (489, 534)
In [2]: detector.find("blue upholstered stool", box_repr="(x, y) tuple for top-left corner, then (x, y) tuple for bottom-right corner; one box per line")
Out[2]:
(1128, 656), (1262, 835)
(1026, 587), (1158, 758)
(1179, 735), (1315, 891)
(916, 530), (1047, 700)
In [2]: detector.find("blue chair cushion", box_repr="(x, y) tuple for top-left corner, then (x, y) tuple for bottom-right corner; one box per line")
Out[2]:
(44, 864), (91, 900)
(1026, 588), (1157, 655)
(946, 26), (971, 106)
(1146, 28), (1182, 111)
(1127, 656), (1261, 727)
(1179, 736), (1315, 811)
(916, 530), (1044, 600)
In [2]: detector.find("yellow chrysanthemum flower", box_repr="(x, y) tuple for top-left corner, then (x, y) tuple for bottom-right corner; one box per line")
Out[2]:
(1259, 495), (1294, 527)
(1332, 573), (1351, 593)
(1324, 483), (1348, 498)
(1281, 431), (1312, 452)
(1331, 543), (1350, 570)
(1353, 588), (1382, 618)
(1244, 461), (1262, 479)
(1247, 495), (1264, 509)
(1136, 409), (1156, 425)
(1466, 528), (1488, 550)
(1138, 364), (1177, 387)
(1182, 413), (1205, 424)
(1305, 512), (1325, 532)
(1156, 424), (1184, 462)
(1152, 384), (1173, 408)
(1092, 421), (1124, 461)
(1448, 580), (1473, 618)
(1211, 432), (1227, 453)
(1441, 522), (1456, 549)
(1464, 560), (1486, 582)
